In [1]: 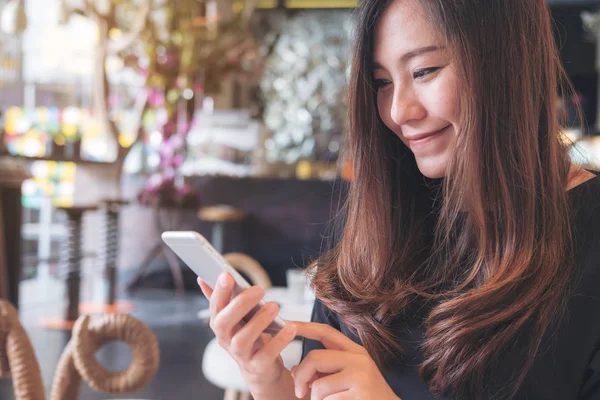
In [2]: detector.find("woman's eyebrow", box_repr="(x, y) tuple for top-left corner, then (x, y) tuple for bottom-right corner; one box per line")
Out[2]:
(373, 45), (444, 71)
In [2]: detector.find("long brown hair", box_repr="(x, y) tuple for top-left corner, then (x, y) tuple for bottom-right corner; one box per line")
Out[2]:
(308, 0), (575, 398)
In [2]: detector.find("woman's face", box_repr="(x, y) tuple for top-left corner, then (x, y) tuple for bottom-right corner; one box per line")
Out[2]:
(374, 0), (460, 179)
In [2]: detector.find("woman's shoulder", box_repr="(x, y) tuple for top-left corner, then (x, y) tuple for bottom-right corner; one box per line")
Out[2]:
(568, 173), (600, 293)
(310, 297), (341, 328)
(569, 172), (600, 238)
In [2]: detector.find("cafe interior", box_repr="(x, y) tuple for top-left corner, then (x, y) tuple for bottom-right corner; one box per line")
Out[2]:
(0, 0), (598, 399)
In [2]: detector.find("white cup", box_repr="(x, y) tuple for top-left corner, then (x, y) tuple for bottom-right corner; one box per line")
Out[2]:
(304, 280), (315, 303)
(286, 269), (307, 304)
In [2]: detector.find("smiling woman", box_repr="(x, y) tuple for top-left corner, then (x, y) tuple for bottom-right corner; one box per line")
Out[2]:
(372, 10), (459, 179)
(303, 0), (600, 399)
(197, 0), (600, 399)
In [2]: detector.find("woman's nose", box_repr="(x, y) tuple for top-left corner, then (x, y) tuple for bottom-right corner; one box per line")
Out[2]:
(390, 88), (427, 126)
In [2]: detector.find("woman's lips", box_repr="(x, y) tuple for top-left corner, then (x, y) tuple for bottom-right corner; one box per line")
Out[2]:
(405, 125), (451, 149)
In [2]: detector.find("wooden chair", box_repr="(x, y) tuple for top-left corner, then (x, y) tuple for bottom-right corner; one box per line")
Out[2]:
(223, 252), (272, 289)
(0, 298), (159, 400)
(0, 300), (45, 399)
(50, 313), (160, 400)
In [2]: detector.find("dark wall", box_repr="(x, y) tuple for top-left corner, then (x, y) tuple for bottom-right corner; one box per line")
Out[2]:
(551, 4), (599, 130)
(187, 176), (347, 286)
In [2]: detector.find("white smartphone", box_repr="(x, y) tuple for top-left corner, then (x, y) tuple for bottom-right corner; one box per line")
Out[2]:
(161, 231), (286, 336)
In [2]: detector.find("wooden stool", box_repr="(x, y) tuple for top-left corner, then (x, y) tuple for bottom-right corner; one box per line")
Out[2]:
(197, 205), (247, 253)
(79, 199), (134, 315)
(39, 204), (97, 330)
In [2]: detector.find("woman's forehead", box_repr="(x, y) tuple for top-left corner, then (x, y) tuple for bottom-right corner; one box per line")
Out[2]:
(373, 1), (442, 64)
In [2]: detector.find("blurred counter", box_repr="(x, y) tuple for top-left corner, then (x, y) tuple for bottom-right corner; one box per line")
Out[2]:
(186, 175), (347, 286)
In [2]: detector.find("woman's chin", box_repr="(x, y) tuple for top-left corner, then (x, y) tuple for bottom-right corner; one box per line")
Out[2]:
(415, 156), (449, 179)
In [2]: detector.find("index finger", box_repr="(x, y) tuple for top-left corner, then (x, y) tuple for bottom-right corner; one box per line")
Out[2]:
(293, 322), (364, 353)
(198, 278), (213, 299)
(210, 272), (234, 317)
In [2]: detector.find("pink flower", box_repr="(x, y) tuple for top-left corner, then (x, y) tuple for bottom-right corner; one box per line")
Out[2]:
(148, 90), (164, 107)
(145, 173), (164, 191)
(172, 154), (185, 167)
(168, 134), (184, 148)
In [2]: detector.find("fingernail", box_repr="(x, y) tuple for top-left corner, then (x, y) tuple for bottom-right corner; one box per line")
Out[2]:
(219, 274), (230, 287)
(295, 387), (302, 398)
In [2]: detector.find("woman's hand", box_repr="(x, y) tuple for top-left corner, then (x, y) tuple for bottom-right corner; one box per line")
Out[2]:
(291, 322), (399, 400)
(198, 273), (298, 391)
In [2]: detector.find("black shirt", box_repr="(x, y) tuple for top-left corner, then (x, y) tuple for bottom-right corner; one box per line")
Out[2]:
(301, 175), (600, 399)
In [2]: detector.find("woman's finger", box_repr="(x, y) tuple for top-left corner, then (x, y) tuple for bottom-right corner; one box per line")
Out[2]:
(294, 350), (352, 398)
(197, 278), (213, 299)
(260, 332), (273, 345)
(229, 302), (280, 359)
(291, 366), (325, 382)
(309, 371), (352, 400)
(209, 273), (234, 319)
(211, 284), (264, 340)
(294, 322), (364, 353)
(322, 391), (352, 400)
(250, 323), (297, 367)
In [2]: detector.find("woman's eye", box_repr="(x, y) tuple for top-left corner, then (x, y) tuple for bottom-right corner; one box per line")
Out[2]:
(374, 79), (391, 90)
(413, 67), (440, 80)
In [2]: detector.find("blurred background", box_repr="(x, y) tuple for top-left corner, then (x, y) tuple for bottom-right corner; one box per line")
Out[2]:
(0, 0), (598, 399)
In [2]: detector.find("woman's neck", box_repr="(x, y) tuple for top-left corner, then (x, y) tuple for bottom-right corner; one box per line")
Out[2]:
(566, 164), (596, 191)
